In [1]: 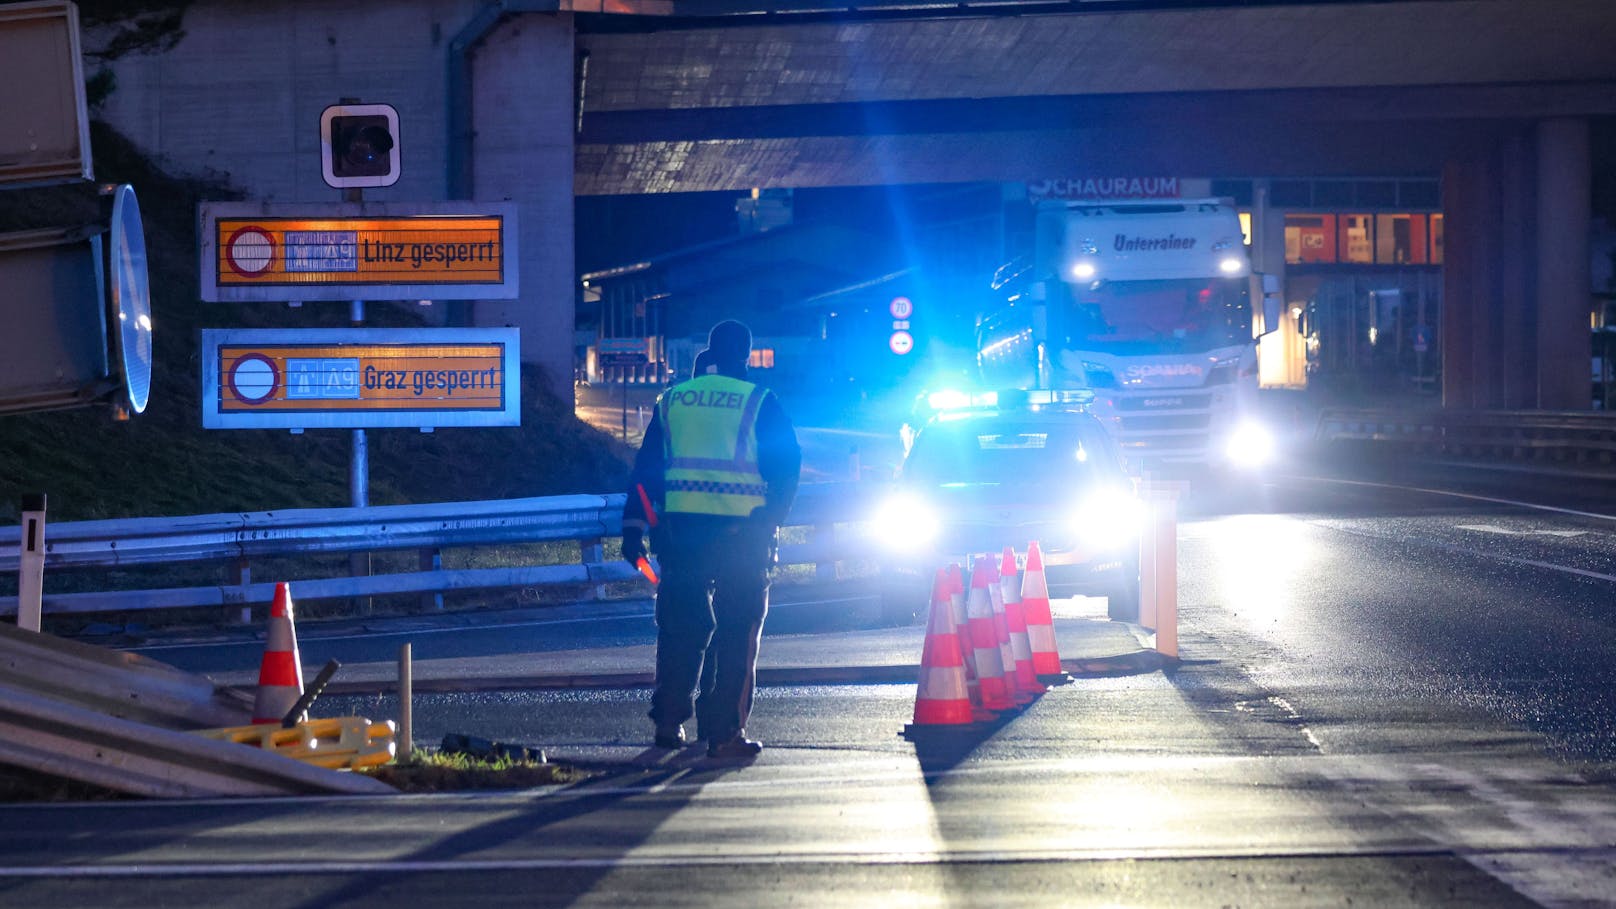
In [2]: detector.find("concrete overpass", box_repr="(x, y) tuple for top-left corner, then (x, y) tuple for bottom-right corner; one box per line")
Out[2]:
(96, 0), (1616, 407)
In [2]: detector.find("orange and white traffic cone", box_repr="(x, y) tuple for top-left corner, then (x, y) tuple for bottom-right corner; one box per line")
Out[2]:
(946, 562), (995, 721)
(985, 556), (1032, 706)
(1022, 541), (1066, 681)
(966, 557), (1013, 712)
(1001, 547), (1046, 698)
(252, 582), (306, 725)
(906, 569), (976, 730)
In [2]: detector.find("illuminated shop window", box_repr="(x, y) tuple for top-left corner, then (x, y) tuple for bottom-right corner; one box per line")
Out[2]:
(749, 348), (775, 369)
(1339, 214), (1373, 263)
(1284, 215), (1336, 264)
(1285, 210), (1441, 267)
(1375, 214), (1428, 265)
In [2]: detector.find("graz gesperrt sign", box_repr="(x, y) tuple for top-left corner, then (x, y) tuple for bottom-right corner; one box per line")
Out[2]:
(201, 328), (520, 430)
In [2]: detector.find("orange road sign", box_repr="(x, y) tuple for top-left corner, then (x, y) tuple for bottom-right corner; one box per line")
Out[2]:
(200, 202), (518, 302)
(202, 328), (520, 429)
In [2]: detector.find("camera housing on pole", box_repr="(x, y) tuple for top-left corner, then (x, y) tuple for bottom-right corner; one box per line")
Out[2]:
(320, 103), (400, 189)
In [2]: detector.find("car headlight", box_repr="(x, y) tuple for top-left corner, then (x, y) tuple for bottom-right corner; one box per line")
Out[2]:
(1068, 486), (1143, 551)
(1225, 421), (1274, 467)
(871, 494), (941, 548)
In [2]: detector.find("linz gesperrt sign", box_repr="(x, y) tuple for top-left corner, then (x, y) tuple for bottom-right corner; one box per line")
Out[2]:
(199, 201), (518, 302)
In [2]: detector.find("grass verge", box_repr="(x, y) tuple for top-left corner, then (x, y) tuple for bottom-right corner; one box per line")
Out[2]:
(362, 750), (593, 792)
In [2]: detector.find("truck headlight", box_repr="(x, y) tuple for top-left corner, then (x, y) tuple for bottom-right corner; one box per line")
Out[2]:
(1225, 422), (1274, 467)
(1068, 486), (1143, 551)
(872, 494), (940, 548)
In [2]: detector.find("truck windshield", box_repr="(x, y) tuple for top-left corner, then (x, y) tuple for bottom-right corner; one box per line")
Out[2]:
(1052, 277), (1252, 355)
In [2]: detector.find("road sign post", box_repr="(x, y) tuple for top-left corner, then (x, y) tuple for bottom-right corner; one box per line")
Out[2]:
(597, 339), (650, 441)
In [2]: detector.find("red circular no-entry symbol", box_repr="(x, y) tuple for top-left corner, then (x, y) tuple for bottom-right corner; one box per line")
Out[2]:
(228, 353), (280, 404)
(225, 226), (276, 277)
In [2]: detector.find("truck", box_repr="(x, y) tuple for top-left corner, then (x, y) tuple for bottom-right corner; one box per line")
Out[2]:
(975, 198), (1281, 470)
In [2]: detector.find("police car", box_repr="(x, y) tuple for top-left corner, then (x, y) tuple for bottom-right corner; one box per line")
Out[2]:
(874, 389), (1143, 622)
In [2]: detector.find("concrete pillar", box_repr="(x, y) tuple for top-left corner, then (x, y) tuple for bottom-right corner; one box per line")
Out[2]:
(1535, 118), (1593, 410)
(1442, 129), (1543, 410)
(1441, 153), (1484, 408)
(1496, 132), (1537, 409)
(472, 14), (579, 401)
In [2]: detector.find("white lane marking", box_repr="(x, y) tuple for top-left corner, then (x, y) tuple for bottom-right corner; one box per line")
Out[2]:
(1287, 475), (1616, 523)
(1321, 523), (1616, 585)
(3, 846), (1614, 879)
(1288, 475), (1616, 584)
(1455, 524), (1589, 538)
(1267, 696), (1324, 752)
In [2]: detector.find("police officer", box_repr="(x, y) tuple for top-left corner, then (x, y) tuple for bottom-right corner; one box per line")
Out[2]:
(622, 320), (801, 759)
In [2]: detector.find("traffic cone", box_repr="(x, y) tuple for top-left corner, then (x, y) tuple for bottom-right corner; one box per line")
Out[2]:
(985, 556), (1032, 706)
(252, 582), (306, 725)
(1022, 541), (1066, 681)
(906, 569), (975, 729)
(967, 557), (1013, 712)
(1001, 547), (1046, 698)
(947, 562), (994, 721)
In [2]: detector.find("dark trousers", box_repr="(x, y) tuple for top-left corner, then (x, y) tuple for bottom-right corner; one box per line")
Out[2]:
(648, 514), (773, 741)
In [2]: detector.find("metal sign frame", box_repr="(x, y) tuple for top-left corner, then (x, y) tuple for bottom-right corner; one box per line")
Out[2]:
(0, 226), (110, 415)
(201, 327), (521, 430)
(198, 201), (519, 302)
(0, 1), (92, 188)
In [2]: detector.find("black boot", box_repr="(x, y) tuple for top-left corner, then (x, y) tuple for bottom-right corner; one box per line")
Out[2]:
(654, 725), (686, 750)
(706, 732), (762, 759)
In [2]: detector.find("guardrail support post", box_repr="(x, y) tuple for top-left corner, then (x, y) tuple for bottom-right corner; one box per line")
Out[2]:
(232, 558), (252, 625)
(581, 538), (606, 599)
(399, 642), (413, 760)
(418, 549), (443, 611)
(17, 494), (46, 632)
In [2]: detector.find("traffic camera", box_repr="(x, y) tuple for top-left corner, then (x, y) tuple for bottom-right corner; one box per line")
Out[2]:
(320, 103), (400, 189)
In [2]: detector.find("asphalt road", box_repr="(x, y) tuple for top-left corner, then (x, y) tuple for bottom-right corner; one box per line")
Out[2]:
(9, 453), (1616, 906)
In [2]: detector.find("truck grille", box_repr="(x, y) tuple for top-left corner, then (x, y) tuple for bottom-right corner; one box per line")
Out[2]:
(1111, 391), (1215, 460)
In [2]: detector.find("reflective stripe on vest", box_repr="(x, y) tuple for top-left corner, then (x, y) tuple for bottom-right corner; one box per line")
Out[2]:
(659, 375), (769, 517)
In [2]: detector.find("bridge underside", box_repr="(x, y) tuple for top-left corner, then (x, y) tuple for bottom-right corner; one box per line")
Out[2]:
(577, 83), (1616, 194)
(566, 0), (1616, 409)
(575, 0), (1616, 193)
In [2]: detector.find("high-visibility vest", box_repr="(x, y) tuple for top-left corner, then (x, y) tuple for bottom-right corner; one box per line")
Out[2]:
(659, 374), (770, 517)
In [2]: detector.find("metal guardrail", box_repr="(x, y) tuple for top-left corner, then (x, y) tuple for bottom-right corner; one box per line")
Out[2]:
(1315, 408), (1616, 462)
(0, 484), (871, 617)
